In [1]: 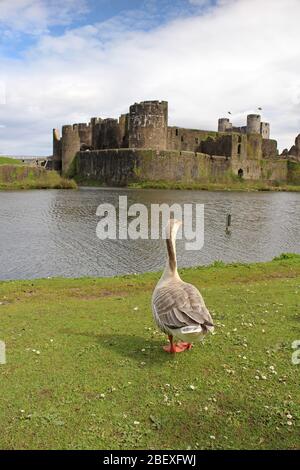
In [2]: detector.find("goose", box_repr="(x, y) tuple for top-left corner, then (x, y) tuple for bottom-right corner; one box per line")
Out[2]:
(152, 219), (214, 353)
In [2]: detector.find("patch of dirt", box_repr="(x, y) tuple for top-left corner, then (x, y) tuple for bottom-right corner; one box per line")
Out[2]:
(66, 288), (129, 300)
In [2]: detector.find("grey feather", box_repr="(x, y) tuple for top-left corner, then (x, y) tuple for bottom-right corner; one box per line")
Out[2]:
(153, 280), (214, 331)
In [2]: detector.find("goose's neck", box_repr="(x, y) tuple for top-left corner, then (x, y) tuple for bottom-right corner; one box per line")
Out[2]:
(161, 228), (180, 281)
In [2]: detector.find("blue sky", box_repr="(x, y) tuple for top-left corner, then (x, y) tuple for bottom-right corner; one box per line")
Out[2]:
(0, 0), (299, 155)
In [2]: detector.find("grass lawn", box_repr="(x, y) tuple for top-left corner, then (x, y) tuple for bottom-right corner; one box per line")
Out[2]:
(0, 255), (299, 450)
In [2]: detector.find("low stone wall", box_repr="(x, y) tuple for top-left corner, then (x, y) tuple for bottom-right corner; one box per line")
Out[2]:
(71, 149), (299, 186)
(73, 149), (232, 186)
(261, 159), (288, 181)
(287, 161), (300, 184)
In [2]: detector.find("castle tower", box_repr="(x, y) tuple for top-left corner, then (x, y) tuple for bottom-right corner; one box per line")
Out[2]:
(77, 123), (92, 147)
(61, 125), (81, 174)
(260, 122), (270, 139)
(90, 117), (103, 149)
(96, 119), (122, 149)
(52, 128), (62, 171)
(247, 114), (261, 134)
(128, 100), (168, 150)
(218, 118), (233, 133)
(119, 113), (129, 147)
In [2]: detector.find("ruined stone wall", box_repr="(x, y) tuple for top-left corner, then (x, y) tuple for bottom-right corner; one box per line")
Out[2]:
(288, 134), (300, 161)
(94, 119), (122, 149)
(119, 113), (129, 147)
(200, 134), (236, 158)
(128, 101), (168, 150)
(90, 118), (103, 149)
(231, 160), (262, 180)
(260, 122), (270, 139)
(167, 127), (218, 152)
(261, 160), (288, 181)
(287, 161), (300, 183)
(262, 139), (278, 158)
(77, 123), (92, 148)
(246, 134), (262, 160)
(73, 149), (231, 186)
(231, 158), (288, 181)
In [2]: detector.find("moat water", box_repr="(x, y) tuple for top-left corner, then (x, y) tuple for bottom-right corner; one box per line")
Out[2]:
(0, 188), (299, 280)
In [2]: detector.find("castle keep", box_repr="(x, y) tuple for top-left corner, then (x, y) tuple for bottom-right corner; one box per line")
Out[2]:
(52, 100), (300, 185)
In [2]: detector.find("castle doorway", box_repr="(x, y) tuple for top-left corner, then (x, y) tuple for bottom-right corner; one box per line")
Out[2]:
(238, 168), (244, 178)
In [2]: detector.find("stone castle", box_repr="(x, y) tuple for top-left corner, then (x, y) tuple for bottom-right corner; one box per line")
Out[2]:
(51, 100), (300, 185)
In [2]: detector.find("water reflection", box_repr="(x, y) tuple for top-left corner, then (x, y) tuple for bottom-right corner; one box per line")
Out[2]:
(0, 188), (299, 280)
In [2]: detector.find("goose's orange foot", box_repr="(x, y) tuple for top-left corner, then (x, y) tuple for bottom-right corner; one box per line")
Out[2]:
(163, 342), (187, 353)
(178, 342), (193, 350)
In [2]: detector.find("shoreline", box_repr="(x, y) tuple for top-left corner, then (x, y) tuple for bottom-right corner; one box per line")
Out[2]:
(75, 178), (300, 192)
(1, 253), (299, 284)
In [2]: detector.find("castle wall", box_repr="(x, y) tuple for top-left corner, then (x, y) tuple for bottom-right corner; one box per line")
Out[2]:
(52, 128), (62, 171)
(262, 139), (278, 158)
(77, 123), (92, 148)
(287, 161), (300, 183)
(200, 134), (237, 158)
(73, 149), (231, 186)
(231, 158), (288, 181)
(119, 113), (129, 147)
(231, 160), (262, 180)
(61, 125), (81, 174)
(90, 117), (102, 149)
(260, 122), (270, 139)
(128, 101), (168, 150)
(288, 134), (300, 161)
(261, 159), (288, 181)
(95, 119), (122, 149)
(73, 148), (289, 185)
(246, 133), (262, 159)
(167, 127), (218, 152)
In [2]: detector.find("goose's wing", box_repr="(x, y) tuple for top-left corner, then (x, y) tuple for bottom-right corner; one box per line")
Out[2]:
(153, 281), (214, 331)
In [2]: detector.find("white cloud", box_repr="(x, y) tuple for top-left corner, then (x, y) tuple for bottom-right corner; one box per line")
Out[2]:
(0, 0), (300, 155)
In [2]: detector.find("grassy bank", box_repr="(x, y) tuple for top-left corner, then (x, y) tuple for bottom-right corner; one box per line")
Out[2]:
(0, 254), (300, 449)
(0, 156), (22, 165)
(0, 164), (77, 190)
(74, 177), (300, 192)
(128, 180), (300, 192)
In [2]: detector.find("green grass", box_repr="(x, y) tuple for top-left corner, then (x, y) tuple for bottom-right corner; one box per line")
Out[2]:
(0, 156), (22, 165)
(0, 164), (77, 190)
(128, 180), (300, 192)
(0, 255), (300, 449)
